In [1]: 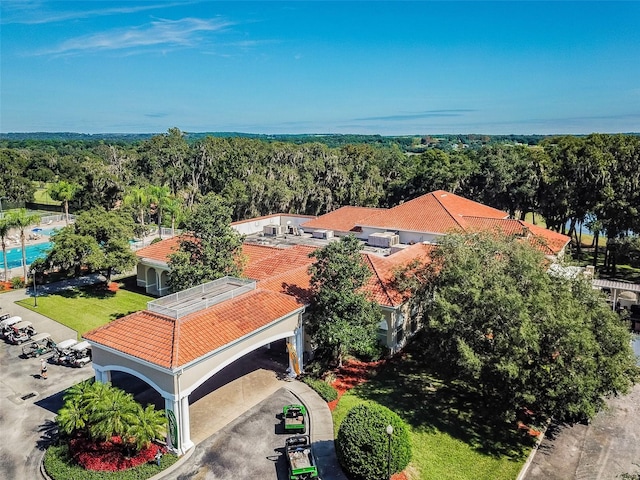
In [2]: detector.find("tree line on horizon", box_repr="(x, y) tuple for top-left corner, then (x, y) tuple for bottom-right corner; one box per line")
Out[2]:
(1, 128), (639, 261)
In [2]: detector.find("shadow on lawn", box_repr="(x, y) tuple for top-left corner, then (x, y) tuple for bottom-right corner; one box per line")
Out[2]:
(351, 346), (534, 458)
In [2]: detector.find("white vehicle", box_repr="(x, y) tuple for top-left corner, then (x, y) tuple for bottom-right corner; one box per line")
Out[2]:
(55, 340), (92, 367)
(7, 321), (36, 344)
(52, 339), (78, 364)
(69, 341), (92, 367)
(0, 316), (22, 338)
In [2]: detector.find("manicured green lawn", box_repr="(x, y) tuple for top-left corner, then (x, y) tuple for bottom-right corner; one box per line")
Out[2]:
(332, 350), (529, 480)
(33, 186), (62, 205)
(16, 284), (151, 338)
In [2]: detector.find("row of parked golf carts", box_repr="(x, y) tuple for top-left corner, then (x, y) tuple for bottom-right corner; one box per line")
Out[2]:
(1, 312), (92, 367)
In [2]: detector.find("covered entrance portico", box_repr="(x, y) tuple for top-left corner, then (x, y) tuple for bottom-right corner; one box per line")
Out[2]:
(84, 277), (306, 454)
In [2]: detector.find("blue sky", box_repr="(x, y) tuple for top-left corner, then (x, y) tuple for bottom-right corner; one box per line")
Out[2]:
(1, 1), (639, 135)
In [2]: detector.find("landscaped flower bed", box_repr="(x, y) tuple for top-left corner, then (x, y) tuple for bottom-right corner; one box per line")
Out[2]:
(328, 359), (384, 411)
(44, 442), (177, 480)
(70, 435), (165, 471)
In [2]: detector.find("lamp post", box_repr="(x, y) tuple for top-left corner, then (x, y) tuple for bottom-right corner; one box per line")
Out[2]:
(0, 196), (6, 218)
(32, 270), (38, 308)
(386, 424), (393, 480)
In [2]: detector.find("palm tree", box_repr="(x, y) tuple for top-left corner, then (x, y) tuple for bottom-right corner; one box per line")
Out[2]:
(48, 181), (80, 226)
(82, 380), (113, 414)
(89, 388), (138, 442)
(6, 209), (40, 279)
(162, 195), (183, 237)
(127, 404), (167, 451)
(147, 185), (170, 239)
(123, 187), (150, 241)
(0, 217), (10, 281)
(56, 397), (89, 436)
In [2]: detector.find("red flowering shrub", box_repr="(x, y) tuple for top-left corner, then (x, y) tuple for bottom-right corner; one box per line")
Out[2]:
(69, 435), (166, 471)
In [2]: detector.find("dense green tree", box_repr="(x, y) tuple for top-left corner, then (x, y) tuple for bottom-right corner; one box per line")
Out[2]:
(48, 180), (81, 225)
(399, 232), (637, 423)
(123, 186), (150, 238)
(127, 404), (167, 451)
(307, 235), (381, 367)
(56, 380), (166, 453)
(146, 185), (171, 238)
(46, 227), (103, 277)
(168, 193), (244, 290)
(0, 148), (36, 204)
(74, 208), (137, 282)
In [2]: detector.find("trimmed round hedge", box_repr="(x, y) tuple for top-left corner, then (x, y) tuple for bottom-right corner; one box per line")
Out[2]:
(336, 402), (411, 480)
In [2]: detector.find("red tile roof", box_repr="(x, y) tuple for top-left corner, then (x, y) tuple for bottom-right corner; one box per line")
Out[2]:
(136, 236), (180, 264)
(301, 206), (385, 232)
(84, 288), (303, 369)
(463, 217), (570, 255)
(243, 244), (316, 281)
(358, 190), (508, 234)
(362, 243), (434, 306)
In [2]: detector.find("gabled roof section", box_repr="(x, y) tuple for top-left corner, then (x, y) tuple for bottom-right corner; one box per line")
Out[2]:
(362, 243), (434, 307)
(463, 216), (570, 255)
(243, 244), (316, 281)
(136, 236), (181, 265)
(301, 206), (385, 232)
(84, 288), (303, 369)
(358, 190), (509, 234)
(258, 265), (313, 304)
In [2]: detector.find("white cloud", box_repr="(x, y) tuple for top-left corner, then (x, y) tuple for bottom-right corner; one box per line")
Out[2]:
(1, 1), (190, 25)
(36, 17), (234, 56)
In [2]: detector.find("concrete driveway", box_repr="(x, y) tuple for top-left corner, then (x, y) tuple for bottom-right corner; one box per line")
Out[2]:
(171, 388), (300, 480)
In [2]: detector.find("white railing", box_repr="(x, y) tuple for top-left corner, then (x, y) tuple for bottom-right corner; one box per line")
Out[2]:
(147, 277), (256, 319)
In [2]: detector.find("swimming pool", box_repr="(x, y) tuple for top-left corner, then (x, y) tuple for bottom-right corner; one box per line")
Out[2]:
(0, 242), (52, 269)
(39, 227), (60, 236)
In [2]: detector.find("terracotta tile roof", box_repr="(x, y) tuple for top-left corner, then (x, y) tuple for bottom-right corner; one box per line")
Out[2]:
(243, 244), (316, 281)
(463, 217), (526, 236)
(362, 244), (434, 306)
(358, 190), (508, 234)
(258, 265), (313, 304)
(85, 289), (302, 369)
(522, 221), (571, 256)
(463, 216), (570, 255)
(301, 206), (385, 232)
(136, 237), (181, 265)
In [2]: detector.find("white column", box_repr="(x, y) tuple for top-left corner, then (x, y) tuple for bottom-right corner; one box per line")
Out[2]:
(287, 336), (295, 375)
(179, 396), (194, 451)
(93, 365), (111, 383)
(295, 326), (304, 373)
(164, 397), (181, 454)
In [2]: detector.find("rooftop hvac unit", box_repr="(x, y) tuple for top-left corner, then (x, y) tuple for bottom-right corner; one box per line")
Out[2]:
(263, 224), (284, 236)
(312, 229), (334, 240)
(368, 232), (400, 248)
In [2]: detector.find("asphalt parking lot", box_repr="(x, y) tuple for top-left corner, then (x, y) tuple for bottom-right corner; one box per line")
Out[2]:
(0, 292), (94, 480)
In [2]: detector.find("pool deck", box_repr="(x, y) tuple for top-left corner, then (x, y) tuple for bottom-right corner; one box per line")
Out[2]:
(1, 220), (173, 280)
